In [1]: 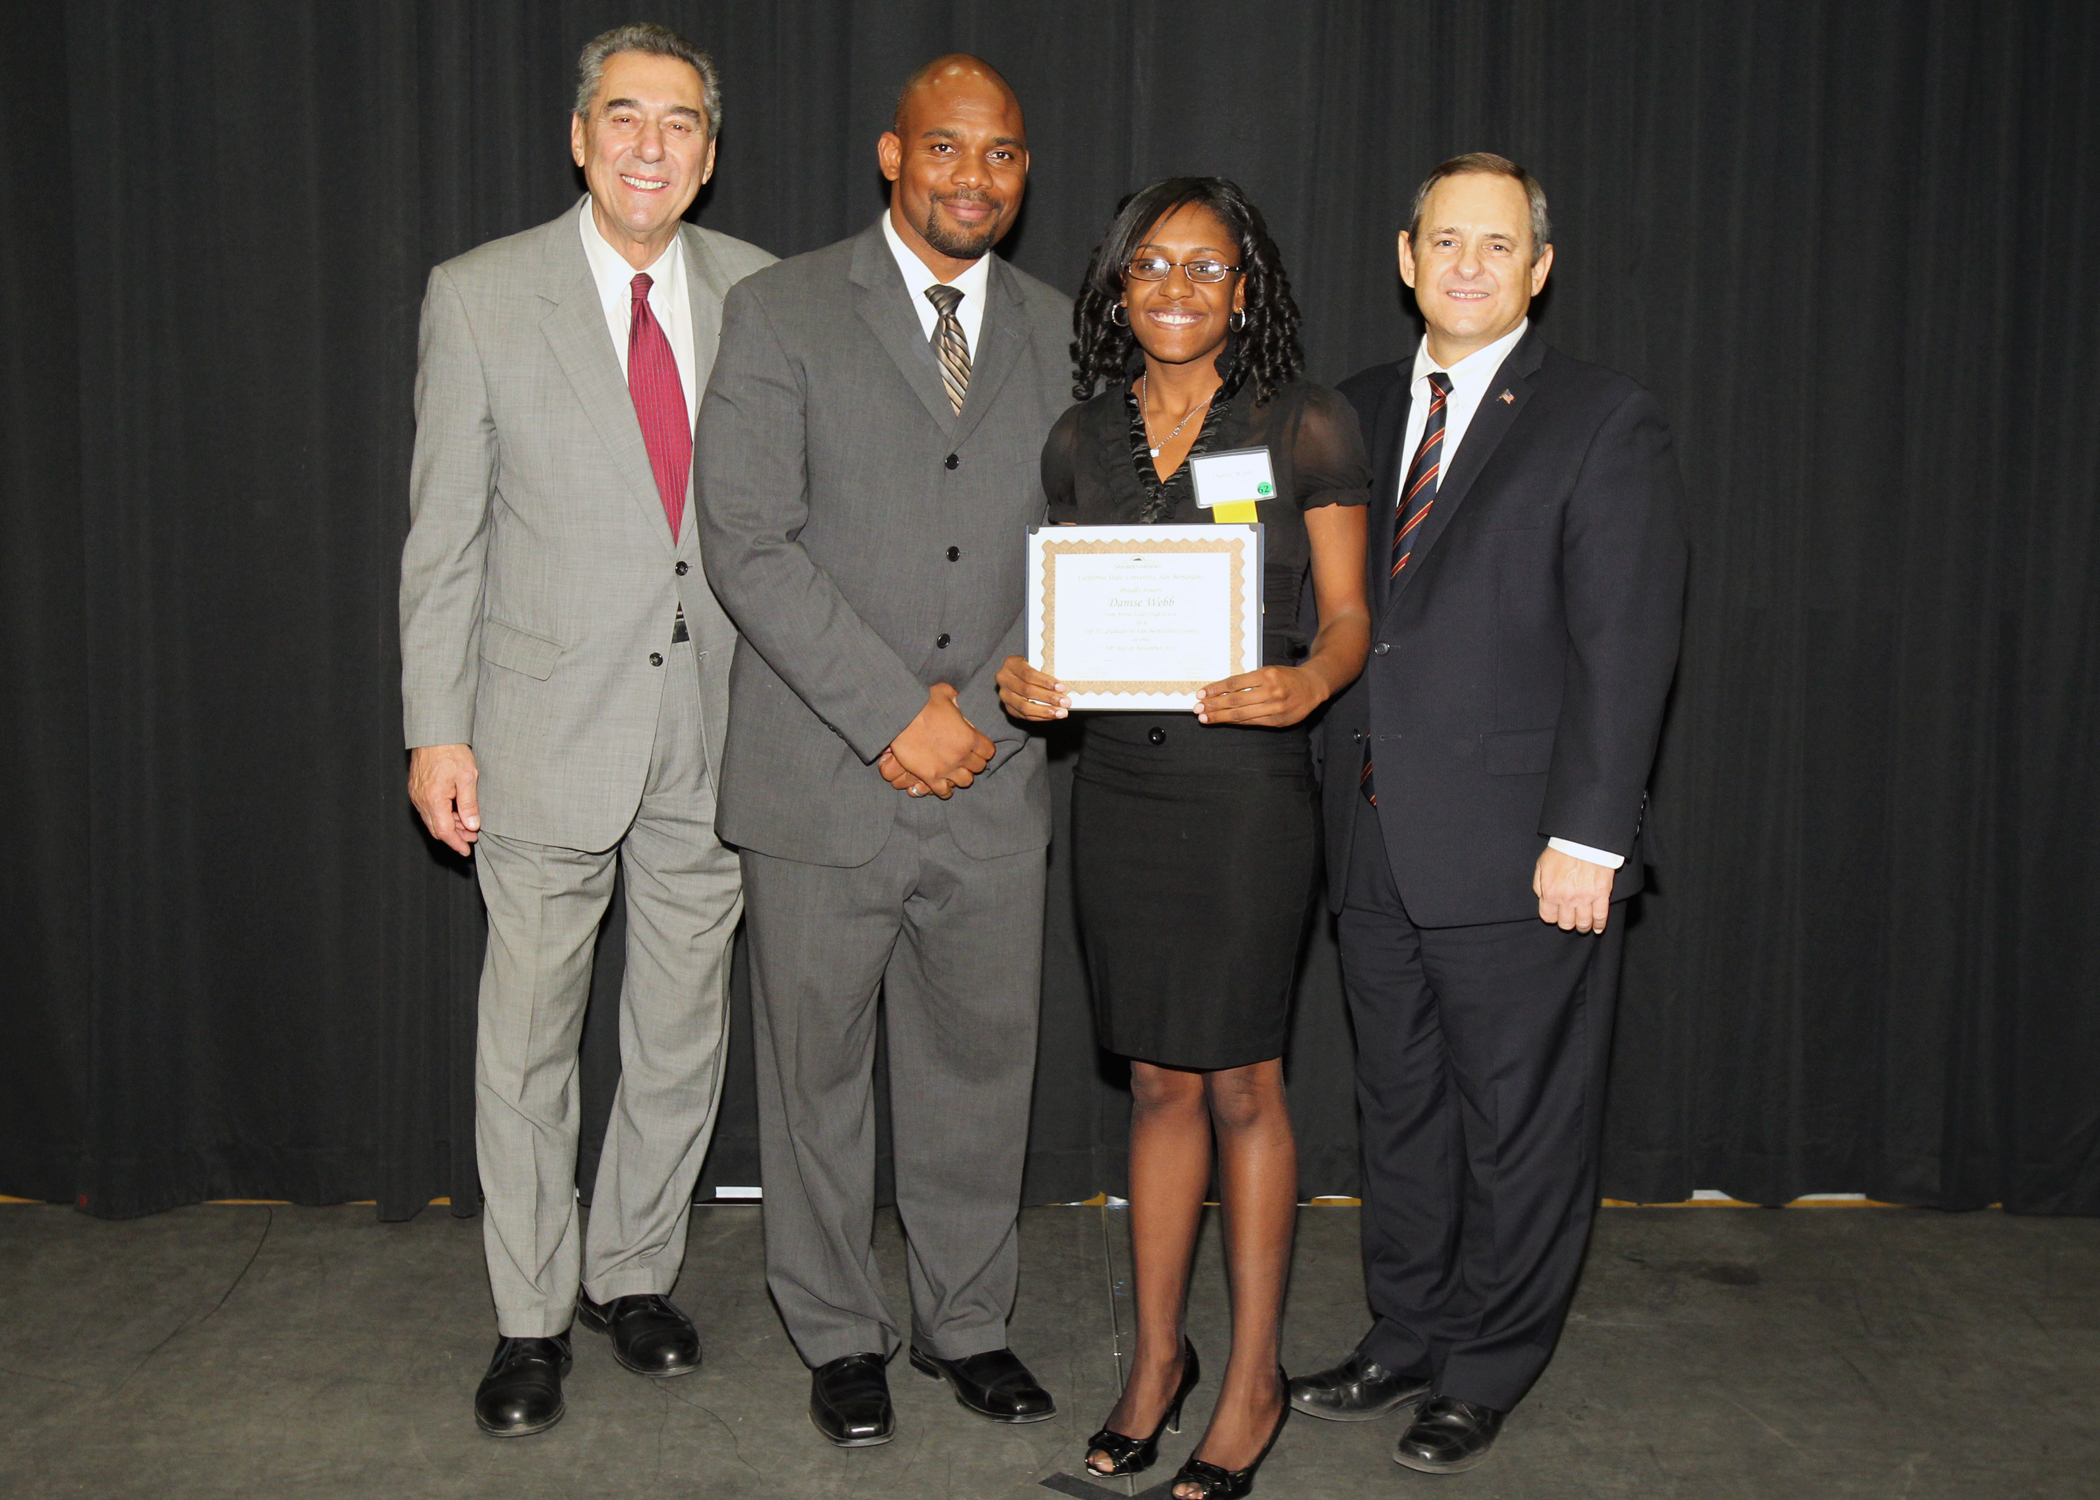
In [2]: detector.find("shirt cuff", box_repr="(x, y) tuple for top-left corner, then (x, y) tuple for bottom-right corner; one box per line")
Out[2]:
(1548, 836), (1625, 870)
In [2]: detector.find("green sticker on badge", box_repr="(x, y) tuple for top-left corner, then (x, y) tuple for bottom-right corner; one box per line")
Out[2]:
(1257, 481), (1273, 496)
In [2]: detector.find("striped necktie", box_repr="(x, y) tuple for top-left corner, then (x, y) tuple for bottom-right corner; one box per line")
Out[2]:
(1391, 370), (1453, 581)
(925, 284), (971, 413)
(1363, 370), (1457, 807)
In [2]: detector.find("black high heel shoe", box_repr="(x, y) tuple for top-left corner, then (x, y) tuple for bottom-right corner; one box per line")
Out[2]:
(1083, 1338), (1201, 1478)
(1167, 1367), (1290, 1499)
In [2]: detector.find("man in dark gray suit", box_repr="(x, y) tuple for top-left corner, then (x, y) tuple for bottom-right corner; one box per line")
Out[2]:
(399, 24), (770, 1437)
(695, 55), (1068, 1448)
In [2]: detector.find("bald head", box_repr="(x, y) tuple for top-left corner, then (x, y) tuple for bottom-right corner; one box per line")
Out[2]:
(892, 53), (1019, 134)
(879, 54), (1030, 278)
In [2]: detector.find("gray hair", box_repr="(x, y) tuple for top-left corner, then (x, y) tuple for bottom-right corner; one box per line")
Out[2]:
(574, 23), (722, 140)
(1408, 152), (1551, 263)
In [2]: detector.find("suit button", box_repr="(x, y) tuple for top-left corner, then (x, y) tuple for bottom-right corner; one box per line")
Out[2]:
(946, 546), (960, 561)
(675, 561), (688, 575)
(1147, 727), (1166, 745)
(944, 453), (959, 470)
(936, 634), (950, 649)
(1372, 641), (1391, 656)
(1352, 730), (1365, 742)
(649, 652), (663, 666)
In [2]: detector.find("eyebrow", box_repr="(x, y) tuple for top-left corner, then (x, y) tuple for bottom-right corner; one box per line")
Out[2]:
(919, 127), (1025, 148)
(603, 97), (703, 120)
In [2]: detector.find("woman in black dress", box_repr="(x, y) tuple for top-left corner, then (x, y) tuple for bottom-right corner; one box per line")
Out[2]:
(998, 178), (1370, 1500)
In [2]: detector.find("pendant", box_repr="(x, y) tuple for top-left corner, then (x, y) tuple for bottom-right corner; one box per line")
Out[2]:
(1149, 445), (1162, 458)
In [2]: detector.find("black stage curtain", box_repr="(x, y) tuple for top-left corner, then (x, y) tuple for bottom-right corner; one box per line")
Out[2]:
(5, 1), (2097, 1221)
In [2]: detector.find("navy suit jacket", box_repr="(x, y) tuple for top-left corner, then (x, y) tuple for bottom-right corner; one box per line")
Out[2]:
(1318, 328), (1687, 926)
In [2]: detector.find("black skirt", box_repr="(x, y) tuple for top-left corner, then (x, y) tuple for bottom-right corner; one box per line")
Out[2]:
(1071, 713), (1320, 1070)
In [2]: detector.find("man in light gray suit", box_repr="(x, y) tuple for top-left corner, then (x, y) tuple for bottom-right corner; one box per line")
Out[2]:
(398, 23), (772, 1438)
(695, 56), (1067, 1448)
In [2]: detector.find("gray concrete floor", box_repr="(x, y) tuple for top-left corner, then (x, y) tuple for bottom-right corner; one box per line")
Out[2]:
(1, 1202), (2095, 1498)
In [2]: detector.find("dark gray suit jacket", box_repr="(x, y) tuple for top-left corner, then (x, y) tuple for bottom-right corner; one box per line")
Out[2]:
(695, 219), (1073, 867)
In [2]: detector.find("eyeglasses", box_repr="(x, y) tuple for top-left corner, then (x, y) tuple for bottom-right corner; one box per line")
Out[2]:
(1125, 254), (1241, 284)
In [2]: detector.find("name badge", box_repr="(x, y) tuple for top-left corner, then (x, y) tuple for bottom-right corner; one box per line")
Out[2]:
(1190, 446), (1275, 524)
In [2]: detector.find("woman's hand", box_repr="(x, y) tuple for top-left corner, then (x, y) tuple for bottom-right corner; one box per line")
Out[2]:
(1196, 665), (1329, 727)
(997, 655), (1071, 721)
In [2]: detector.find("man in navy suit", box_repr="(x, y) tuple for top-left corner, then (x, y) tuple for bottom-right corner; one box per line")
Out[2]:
(1288, 154), (1687, 1473)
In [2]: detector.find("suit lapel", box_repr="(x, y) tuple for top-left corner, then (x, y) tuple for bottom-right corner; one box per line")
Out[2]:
(678, 223), (735, 549)
(948, 259), (1025, 449)
(680, 222), (731, 416)
(1367, 369), (1412, 612)
(538, 210), (674, 552)
(1387, 328), (1547, 609)
(849, 220), (956, 434)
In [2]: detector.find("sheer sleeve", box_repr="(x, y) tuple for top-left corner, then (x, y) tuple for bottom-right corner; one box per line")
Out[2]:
(1290, 384), (1373, 510)
(1041, 404), (1087, 523)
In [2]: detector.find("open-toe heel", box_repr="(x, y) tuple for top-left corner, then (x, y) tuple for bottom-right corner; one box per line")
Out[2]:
(1168, 1367), (1290, 1499)
(1083, 1338), (1200, 1478)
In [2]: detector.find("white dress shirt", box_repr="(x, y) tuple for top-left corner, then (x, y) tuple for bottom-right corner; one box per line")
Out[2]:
(578, 197), (696, 421)
(881, 210), (991, 357)
(1398, 318), (1624, 872)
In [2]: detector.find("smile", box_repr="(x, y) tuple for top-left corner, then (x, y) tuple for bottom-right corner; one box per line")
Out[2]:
(1146, 308), (1207, 327)
(1446, 289), (1490, 299)
(620, 174), (669, 192)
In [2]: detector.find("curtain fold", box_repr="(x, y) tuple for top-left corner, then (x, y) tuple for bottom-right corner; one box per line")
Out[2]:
(3, 0), (2094, 1220)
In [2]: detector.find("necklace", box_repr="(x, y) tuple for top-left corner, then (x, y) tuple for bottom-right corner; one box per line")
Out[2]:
(1138, 374), (1214, 460)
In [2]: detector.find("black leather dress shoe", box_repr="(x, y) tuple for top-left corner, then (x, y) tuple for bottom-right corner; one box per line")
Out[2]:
(474, 1333), (572, 1437)
(1393, 1395), (1506, 1473)
(1287, 1351), (1431, 1422)
(908, 1346), (1056, 1423)
(810, 1352), (895, 1447)
(576, 1291), (700, 1377)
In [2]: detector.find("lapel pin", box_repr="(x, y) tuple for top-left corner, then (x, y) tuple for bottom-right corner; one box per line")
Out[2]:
(1498, 389), (1515, 404)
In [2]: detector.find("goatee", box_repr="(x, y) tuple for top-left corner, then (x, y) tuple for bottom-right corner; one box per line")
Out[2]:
(922, 196), (1002, 261)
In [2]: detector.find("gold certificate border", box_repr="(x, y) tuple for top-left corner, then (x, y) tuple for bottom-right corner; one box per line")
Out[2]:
(1039, 535), (1248, 695)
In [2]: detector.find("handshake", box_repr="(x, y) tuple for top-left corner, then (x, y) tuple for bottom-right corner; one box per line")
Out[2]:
(877, 682), (995, 799)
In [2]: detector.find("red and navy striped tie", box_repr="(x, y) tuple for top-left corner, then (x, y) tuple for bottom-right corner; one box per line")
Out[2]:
(1391, 370), (1453, 581)
(628, 272), (690, 541)
(1363, 370), (1456, 807)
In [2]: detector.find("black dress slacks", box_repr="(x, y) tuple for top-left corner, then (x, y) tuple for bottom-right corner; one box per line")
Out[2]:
(1337, 793), (1624, 1412)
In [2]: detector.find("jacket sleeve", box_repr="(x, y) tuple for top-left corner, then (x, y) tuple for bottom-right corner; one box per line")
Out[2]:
(948, 406), (1081, 768)
(694, 282), (930, 763)
(1539, 386), (1688, 856)
(399, 264), (493, 750)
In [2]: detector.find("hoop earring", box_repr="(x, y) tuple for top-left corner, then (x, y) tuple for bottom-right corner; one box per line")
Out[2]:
(1111, 303), (1130, 327)
(1228, 309), (1246, 331)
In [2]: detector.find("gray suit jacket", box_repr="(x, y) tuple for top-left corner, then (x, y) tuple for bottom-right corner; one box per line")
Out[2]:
(695, 219), (1073, 867)
(400, 202), (775, 851)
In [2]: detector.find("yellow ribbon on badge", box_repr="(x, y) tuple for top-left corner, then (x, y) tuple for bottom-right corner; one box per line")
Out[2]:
(1211, 501), (1261, 523)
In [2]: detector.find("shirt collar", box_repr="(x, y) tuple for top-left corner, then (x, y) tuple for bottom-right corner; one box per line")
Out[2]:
(1410, 317), (1529, 395)
(880, 209), (993, 309)
(578, 195), (683, 295)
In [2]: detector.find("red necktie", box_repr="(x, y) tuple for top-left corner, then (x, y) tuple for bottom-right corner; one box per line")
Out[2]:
(627, 272), (690, 541)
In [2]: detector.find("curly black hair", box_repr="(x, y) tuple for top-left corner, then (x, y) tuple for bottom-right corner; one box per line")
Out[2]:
(1070, 176), (1304, 405)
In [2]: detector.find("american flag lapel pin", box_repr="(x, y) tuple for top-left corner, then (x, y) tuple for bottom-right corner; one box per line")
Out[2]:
(1498, 389), (1515, 404)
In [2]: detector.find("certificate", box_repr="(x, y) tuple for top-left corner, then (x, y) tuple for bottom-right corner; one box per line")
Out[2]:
(1025, 523), (1264, 710)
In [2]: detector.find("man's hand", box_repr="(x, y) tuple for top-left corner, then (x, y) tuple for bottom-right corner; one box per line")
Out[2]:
(877, 748), (935, 798)
(1534, 846), (1615, 933)
(409, 743), (481, 856)
(884, 684), (994, 800)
